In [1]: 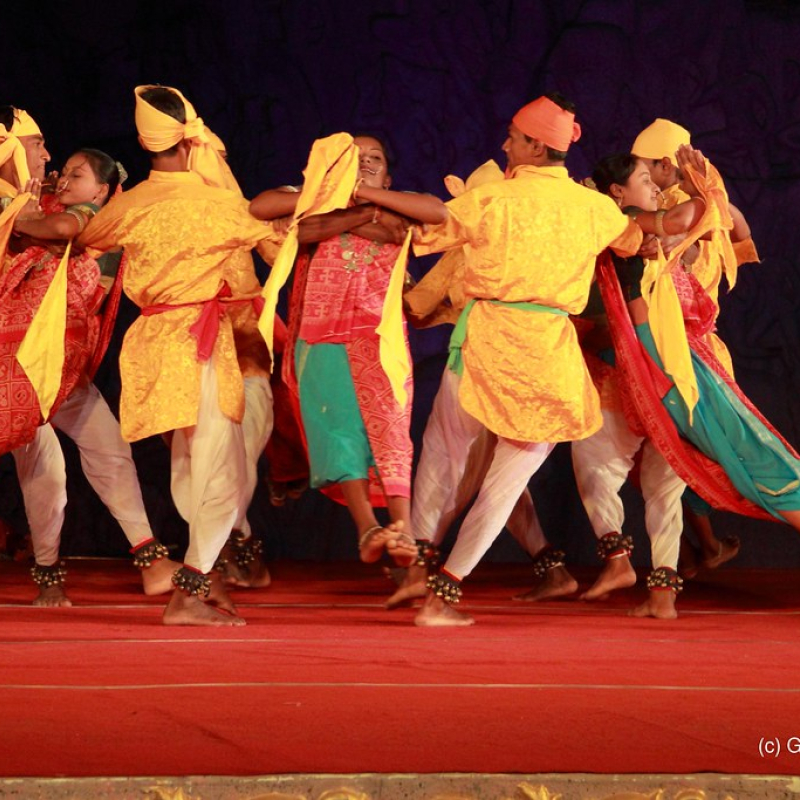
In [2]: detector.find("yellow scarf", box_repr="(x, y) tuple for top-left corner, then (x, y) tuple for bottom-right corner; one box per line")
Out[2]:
(134, 85), (241, 194)
(0, 125), (30, 188)
(258, 132), (412, 406)
(259, 132), (359, 362)
(16, 241), (73, 420)
(640, 161), (735, 420)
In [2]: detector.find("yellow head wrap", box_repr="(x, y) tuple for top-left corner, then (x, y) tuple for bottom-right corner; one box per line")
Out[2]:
(204, 126), (227, 155)
(631, 119), (691, 163)
(11, 108), (41, 137)
(134, 85), (241, 193)
(0, 108), (41, 188)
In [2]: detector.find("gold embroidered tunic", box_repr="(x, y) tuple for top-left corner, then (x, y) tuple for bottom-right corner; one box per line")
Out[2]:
(79, 170), (281, 442)
(415, 165), (640, 442)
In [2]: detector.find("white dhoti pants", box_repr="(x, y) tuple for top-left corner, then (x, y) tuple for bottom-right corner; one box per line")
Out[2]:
(571, 407), (685, 570)
(411, 369), (554, 580)
(232, 376), (274, 540)
(171, 361), (272, 573)
(12, 382), (153, 566)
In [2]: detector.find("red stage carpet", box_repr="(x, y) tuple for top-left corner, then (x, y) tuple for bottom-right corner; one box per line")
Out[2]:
(1, 559), (800, 779)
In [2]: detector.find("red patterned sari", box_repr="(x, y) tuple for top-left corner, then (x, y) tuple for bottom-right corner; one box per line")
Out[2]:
(0, 197), (124, 454)
(287, 233), (413, 505)
(596, 251), (777, 521)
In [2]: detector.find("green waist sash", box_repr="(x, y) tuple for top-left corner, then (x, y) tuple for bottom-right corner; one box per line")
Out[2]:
(447, 298), (568, 376)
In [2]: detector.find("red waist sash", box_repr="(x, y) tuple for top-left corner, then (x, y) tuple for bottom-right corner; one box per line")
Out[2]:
(141, 284), (265, 362)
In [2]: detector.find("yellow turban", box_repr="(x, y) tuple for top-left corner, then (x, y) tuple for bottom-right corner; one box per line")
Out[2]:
(0, 108), (40, 188)
(631, 119), (691, 162)
(134, 85), (241, 193)
(204, 126), (226, 155)
(11, 108), (41, 137)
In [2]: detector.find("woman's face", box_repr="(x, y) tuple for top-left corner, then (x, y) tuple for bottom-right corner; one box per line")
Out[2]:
(354, 136), (391, 189)
(56, 155), (108, 207)
(616, 159), (659, 211)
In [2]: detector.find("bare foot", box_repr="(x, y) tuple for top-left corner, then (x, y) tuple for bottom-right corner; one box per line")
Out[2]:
(386, 564), (427, 609)
(385, 521), (417, 567)
(141, 558), (182, 596)
(206, 574), (238, 614)
(163, 590), (245, 626)
(218, 556), (272, 589)
(33, 585), (72, 608)
(414, 591), (475, 627)
(382, 565), (407, 586)
(359, 525), (391, 563)
(678, 536), (700, 580)
(514, 565), (579, 601)
(629, 590), (678, 619)
(701, 536), (740, 570)
(581, 556), (636, 601)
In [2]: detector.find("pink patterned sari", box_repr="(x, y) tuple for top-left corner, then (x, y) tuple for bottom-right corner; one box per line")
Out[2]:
(0, 197), (124, 454)
(290, 233), (413, 504)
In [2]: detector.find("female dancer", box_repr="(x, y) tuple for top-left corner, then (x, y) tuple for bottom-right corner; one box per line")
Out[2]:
(251, 134), (446, 568)
(589, 146), (800, 616)
(8, 149), (175, 605)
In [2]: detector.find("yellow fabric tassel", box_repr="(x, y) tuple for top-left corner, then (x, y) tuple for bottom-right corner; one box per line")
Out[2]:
(258, 133), (359, 364)
(17, 241), (72, 420)
(639, 160), (735, 422)
(640, 243), (699, 420)
(0, 193), (31, 264)
(732, 236), (760, 267)
(0, 135), (30, 187)
(376, 229), (413, 408)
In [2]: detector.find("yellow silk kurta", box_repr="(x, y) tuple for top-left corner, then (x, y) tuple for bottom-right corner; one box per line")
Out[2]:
(79, 170), (281, 442)
(415, 165), (640, 443)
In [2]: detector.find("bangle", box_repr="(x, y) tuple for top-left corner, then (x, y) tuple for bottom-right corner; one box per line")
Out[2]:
(654, 208), (667, 237)
(352, 177), (364, 201)
(372, 206), (381, 224)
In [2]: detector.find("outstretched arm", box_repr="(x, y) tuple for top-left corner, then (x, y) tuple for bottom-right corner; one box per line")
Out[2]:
(355, 185), (447, 224)
(250, 186), (301, 220)
(14, 208), (90, 240)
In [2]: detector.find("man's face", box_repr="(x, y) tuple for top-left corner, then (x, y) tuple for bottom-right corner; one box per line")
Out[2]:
(502, 123), (538, 171)
(20, 134), (50, 181)
(640, 157), (676, 192)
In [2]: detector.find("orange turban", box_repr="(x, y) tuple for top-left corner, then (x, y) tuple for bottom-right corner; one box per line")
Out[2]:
(512, 96), (581, 152)
(631, 119), (691, 162)
(134, 85), (241, 194)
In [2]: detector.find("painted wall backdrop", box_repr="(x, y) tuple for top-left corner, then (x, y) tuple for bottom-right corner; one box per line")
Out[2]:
(2, 0), (800, 570)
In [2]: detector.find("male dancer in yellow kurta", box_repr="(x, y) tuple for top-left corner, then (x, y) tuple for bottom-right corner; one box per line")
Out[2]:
(411, 94), (642, 626)
(80, 86), (281, 626)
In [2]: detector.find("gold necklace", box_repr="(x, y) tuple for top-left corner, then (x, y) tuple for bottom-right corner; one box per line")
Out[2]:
(339, 232), (380, 272)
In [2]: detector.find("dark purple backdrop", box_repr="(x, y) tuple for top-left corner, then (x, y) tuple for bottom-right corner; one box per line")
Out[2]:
(2, 0), (800, 569)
